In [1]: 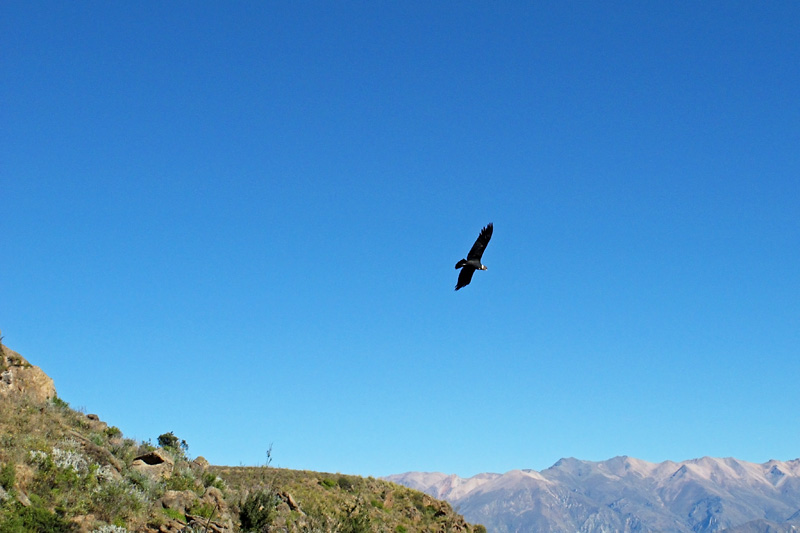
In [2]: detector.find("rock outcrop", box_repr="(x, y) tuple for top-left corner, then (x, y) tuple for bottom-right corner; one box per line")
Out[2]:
(0, 336), (56, 404)
(131, 448), (175, 480)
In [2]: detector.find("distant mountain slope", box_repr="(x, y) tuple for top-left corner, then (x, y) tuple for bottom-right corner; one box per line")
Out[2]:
(385, 456), (800, 533)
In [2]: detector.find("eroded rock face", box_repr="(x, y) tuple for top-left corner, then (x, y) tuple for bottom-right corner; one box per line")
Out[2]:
(0, 341), (56, 404)
(160, 489), (198, 515)
(131, 448), (175, 480)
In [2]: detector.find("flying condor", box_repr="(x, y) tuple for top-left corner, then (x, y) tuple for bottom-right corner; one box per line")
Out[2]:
(454, 223), (493, 290)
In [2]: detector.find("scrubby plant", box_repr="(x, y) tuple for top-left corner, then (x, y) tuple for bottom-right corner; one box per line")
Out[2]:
(201, 471), (226, 492)
(50, 396), (70, 410)
(0, 503), (79, 533)
(123, 468), (162, 502)
(109, 438), (139, 466)
(239, 489), (279, 532)
(337, 476), (354, 491)
(0, 463), (14, 491)
(187, 501), (215, 519)
(91, 479), (147, 523)
(157, 432), (188, 457)
(340, 503), (372, 533)
(164, 467), (198, 492)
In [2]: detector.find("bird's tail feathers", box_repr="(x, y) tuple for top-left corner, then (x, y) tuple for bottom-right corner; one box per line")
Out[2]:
(455, 259), (467, 269)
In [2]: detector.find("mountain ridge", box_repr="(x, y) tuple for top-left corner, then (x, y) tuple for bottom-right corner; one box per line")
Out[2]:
(385, 456), (800, 532)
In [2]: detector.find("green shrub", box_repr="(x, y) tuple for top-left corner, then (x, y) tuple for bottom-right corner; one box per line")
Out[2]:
(188, 501), (216, 519)
(91, 479), (146, 523)
(50, 396), (69, 410)
(0, 504), (79, 533)
(202, 472), (226, 491)
(337, 476), (354, 491)
(340, 505), (371, 533)
(164, 468), (197, 492)
(124, 468), (163, 501)
(370, 498), (384, 509)
(239, 490), (278, 532)
(0, 462), (15, 490)
(157, 432), (188, 456)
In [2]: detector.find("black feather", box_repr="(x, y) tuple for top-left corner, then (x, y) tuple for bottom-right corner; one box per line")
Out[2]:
(454, 223), (493, 290)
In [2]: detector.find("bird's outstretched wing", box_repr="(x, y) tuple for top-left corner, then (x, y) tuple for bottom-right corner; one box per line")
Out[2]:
(466, 223), (493, 261)
(455, 266), (475, 290)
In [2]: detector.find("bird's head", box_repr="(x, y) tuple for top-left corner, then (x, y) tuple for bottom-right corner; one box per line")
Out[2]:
(480, 265), (488, 271)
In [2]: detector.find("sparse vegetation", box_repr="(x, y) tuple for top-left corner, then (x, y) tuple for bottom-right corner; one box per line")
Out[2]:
(239, 489), (279, 531)
(0, 341), (485, 532)
(0, 463), (14, 491)
(157, 431), (188, 457)
(0, 503), (79, 533)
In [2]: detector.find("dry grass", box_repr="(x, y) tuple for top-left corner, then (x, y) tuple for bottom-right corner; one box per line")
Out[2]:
(0, 392), (484, 532)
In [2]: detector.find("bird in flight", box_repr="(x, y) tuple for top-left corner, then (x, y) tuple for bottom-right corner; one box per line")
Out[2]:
(454, 223), (493, 290)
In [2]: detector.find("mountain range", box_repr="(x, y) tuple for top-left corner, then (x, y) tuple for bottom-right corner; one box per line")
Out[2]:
(385, 456), (800, 532)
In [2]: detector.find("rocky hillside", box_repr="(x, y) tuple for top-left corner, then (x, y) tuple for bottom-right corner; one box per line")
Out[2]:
(0, 338), (484, 532)
(386, 456), (800, 533)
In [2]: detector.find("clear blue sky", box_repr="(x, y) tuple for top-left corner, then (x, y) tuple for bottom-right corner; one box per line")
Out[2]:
(2, 2), (799, 478)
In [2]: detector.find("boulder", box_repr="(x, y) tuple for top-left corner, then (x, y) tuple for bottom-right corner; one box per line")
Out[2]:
(131, 448), (175, 480)
(279, 491), (301, 512)
(160, 489), (198, 515)
(0, 342), (56, 404)
(191, 455), (210, 474)
(203, 486), (227, 512)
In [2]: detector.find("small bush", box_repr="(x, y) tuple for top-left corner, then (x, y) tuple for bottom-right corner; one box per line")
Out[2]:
(51, 396), (70, 410)
(0, 504), (79, 533)
(188, 501), (216, 519)
(201, 472), (226, 492)
(0, 462), (15, 490)
(157, 432), (188, 456)
(239, 490), (279, 532)
(337, 476), (354, 491)
(341, 504), (371, 533)
(164, 468), (197, 492)
(92, 479), (146, 523)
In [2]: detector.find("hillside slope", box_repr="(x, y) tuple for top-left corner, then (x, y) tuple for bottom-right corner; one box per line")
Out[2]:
(386, 456), (800, 533)
(0, 339), (483, 532)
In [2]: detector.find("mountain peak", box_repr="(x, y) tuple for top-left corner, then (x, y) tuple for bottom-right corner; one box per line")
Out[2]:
(387, 456), (800, 533)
